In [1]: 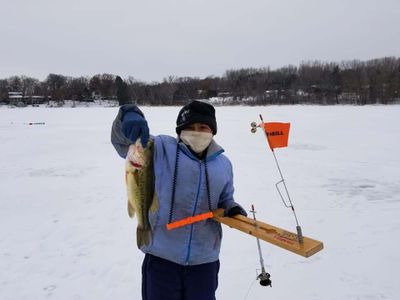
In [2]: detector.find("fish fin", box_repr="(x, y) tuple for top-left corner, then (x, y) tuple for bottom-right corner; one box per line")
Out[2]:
(149, 193), (159, 213)
(126, 171), (136, 218)
(127, 201), (135, 218)
(136, 228), (151, 248)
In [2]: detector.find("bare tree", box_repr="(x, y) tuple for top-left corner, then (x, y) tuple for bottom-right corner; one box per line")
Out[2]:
(0, 79), (9, 102)
(20, 76), (40, 104)
(46, 74), (67, 104)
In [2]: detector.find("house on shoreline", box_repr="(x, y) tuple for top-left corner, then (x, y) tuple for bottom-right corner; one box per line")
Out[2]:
(7, 91), (50, 106)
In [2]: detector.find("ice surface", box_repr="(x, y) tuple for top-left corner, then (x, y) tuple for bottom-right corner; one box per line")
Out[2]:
(1, 105), (399, 299)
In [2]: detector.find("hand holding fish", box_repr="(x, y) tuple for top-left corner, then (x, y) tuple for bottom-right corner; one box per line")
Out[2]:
(122, 111), (149, 147)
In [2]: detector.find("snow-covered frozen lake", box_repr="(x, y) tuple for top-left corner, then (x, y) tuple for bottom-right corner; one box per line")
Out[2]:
(1, 105), (399, 299)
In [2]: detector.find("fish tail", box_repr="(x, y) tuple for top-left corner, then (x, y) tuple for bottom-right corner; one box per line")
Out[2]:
(136, 227), (151, 248)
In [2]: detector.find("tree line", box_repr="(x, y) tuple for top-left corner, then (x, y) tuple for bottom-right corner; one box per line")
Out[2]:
(1, 56), (399, 106)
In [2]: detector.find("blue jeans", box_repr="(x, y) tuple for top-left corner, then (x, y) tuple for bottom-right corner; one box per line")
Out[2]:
(142, 254), (220, 300)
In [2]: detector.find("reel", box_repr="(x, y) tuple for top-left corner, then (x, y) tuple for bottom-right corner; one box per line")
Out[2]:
(250, 121), (260, 133)
(257, 271), (272, 287)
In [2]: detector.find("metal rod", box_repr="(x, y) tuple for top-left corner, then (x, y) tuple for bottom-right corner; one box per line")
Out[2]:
(259, 114), (304, 244)
(271, 150), (301, 227)
(250, 204), (272, 287)
(250, 204), (266, 273)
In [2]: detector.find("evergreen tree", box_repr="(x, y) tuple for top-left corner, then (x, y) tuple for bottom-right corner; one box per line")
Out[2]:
(116, 76), (130, 105)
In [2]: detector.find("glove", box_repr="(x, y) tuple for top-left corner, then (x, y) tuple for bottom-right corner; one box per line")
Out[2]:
(225, 206), (248, 217)
(122, 111), (149, 147)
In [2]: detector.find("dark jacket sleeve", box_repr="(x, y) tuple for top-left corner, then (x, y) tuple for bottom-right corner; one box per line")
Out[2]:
(110, 104), (145, 158)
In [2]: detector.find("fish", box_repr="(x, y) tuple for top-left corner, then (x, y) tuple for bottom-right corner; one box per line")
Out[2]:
(125, 138), (158, 248)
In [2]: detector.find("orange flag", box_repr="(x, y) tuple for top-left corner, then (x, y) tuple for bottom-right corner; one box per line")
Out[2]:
(263, 122), (290, 150)
(166, 212), (214, 230)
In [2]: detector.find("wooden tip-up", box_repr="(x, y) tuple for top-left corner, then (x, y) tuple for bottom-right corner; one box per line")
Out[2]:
(212, 209), (323, 258)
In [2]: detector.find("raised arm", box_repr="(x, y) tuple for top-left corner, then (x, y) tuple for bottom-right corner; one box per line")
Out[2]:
(111, 105), (150, 158)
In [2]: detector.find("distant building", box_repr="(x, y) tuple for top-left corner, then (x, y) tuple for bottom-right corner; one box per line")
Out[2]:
(8, 91), (23, 98)
(8, 92), (24, 106)
(264, 90), (278, 98)
(217, 91), (232, 97)
(30, 95), (49, 105)
(296, 89), (309, 97)
(91, 91), (102, 100)
(8, 91), (49, 106)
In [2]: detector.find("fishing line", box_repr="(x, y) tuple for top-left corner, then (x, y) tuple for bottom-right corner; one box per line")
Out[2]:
(243, 278), (258, 300)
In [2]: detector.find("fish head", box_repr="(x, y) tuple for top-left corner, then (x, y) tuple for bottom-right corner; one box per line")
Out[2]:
(126, 139), (153, 170)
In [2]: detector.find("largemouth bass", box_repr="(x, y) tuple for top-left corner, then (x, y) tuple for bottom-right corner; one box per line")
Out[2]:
(125, 138), (158, 248)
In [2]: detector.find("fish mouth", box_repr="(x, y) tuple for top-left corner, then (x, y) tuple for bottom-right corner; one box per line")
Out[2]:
(130, 161), (143, 169)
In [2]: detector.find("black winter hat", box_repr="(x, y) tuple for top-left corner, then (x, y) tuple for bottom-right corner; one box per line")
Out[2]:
(176, 100), (217, 135)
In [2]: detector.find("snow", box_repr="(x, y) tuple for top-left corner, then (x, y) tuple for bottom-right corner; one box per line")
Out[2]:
(1, 105), (399, 300)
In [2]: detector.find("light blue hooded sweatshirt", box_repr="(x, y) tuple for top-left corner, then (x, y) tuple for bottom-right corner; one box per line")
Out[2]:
(111, 105), (244, 265)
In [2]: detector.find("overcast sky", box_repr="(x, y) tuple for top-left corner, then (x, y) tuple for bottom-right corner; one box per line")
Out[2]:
(1, 0), (399, 82)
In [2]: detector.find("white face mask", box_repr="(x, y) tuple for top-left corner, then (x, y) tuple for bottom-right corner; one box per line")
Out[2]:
(180, 130), (213, 154)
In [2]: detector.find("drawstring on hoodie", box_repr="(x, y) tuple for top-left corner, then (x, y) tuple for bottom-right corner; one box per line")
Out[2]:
(204, 159), (212, 213)
(168, 144), (212, 224)
(168, 145), (180, 224)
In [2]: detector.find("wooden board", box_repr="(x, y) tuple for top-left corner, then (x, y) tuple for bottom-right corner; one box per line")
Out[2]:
(212, 209), (323, 258)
